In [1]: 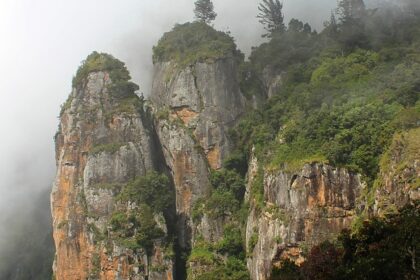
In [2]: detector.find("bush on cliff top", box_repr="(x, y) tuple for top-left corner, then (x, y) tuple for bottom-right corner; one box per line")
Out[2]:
(152, 22), (242, 67)
(72, 52), (139, 98)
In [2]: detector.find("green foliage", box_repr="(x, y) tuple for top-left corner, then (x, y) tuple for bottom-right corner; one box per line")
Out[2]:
(249, 26), (320, 74)
(233, 40), (420, 190)
(310, 49), (379, 85)
(110, 211), (128, 231)
(250, 166), (265, 209)
(189, 236), (249, 280)
(110, 205), (165, 255)
(193, 169), (245, 221)
(194, 0), (217, 24)
(274, 202), (420, 280)
(108, 172), (172, 255)
(72, 52), (139, 99)
(118, 171), (172, 213)
(192, 257), (250, 280)
(59, 96), (73, 116)
(89, 253), (101, 278)
(210, 169), (245, 201)
(90, 142), (125, 156)
(205, 188), (239, 219)
(216, 225), (244, 257)
(153, 22), (242, 67)
(248, 232), (259, 254)
(257, 0), (286, 37)
(135, 204), (166, 255)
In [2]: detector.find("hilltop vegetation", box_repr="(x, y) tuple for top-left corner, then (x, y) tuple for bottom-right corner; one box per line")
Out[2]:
(231, 1), (420, 188)
(72, 52), (139, 99)
(152, 22), (243, 67)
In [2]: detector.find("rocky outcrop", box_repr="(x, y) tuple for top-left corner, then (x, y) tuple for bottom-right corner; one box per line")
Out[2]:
(151, 58), (246, 250)
(245, 162), (362, 280)
(374, 128), (420, 216)
(261, 66), (284, 99)
(152, 59), (246, 170)
(51, 69), (173, 280)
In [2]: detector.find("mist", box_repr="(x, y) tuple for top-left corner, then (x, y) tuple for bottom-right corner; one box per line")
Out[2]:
(0, 0), (339, 277)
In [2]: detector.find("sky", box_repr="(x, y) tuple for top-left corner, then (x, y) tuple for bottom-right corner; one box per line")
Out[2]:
(0, 0), (338, 251)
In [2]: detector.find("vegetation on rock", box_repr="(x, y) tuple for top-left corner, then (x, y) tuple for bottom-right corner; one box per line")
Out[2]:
(107, 172), (173, 255)
(271, 202), (420, 280)
(152, 22), (243, 67)
(72, 51), (139, 99)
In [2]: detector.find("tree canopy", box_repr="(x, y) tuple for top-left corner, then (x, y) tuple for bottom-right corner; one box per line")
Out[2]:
(194, 0), (217, 24)
(257, 0), (286, 37)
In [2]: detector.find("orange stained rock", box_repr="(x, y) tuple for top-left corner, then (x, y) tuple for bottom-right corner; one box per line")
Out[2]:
(173, 152), (194, 213)
(206, 146), (221, 170)
(171, 107), (198, 125)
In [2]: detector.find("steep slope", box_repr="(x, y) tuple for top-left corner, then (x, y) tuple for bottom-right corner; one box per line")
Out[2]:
(374, 128), (420, 215)
(245, 159), (362, 280)
(150, 22), (246, 258)
(52, 53), (174, 280)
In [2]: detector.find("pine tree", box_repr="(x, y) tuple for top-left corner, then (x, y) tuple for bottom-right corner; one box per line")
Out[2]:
(257, 0), (286, 37)
(325, 12), (339, 39)
(194, 0), (217, 24)
(336, 0), (366, 24)
(336, 0), (369, 50)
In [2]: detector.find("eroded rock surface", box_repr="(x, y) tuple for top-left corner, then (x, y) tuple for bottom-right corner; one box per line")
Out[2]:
(52, 71), (173, 280)
(245, 162), (362, 280)
(151, 58), (246, 251)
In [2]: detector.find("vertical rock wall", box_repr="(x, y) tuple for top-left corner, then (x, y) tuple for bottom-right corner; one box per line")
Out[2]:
(245, 162), (362, 280)
(52, 71), (173, 280)
(150, 58), (246, 251)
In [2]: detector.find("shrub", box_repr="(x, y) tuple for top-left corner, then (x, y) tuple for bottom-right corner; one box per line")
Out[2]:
(205, 189), (239, 219)
(210, 169), (245, 201)
(90, 142), (125, 156)
(72, 51), (139, 99)
(216, 225), (244, 257)
(153, 22), (242, 67)
(118, 171), (172, 213)
(135, 204), (165, 255)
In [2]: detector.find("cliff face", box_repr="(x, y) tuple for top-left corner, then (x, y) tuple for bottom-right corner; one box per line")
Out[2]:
(151, 58), (246, 251)
(52, 70), (173, 280)
(51, 49), (418, 280)
(245, 159), (362, 280)
(52, 54), (246, 279)
(374, 128), (420, 215)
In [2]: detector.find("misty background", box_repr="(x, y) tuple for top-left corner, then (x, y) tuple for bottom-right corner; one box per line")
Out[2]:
(0, 0), (342, 277)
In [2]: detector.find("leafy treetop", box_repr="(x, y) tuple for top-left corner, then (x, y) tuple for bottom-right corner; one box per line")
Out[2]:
(72, 51), (139, 99)
(194, 0), (217, 24)
(257, 0), (286, 37)
(153, 22), (242, 67)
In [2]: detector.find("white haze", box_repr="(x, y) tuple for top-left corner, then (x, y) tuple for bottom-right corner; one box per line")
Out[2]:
(0, 0), (337, 256)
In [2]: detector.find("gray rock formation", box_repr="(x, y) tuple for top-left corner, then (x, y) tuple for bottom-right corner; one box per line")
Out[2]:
(52, 70), (173, 280)
(151, 58), (247, 252)
(245, 161), (362, 280)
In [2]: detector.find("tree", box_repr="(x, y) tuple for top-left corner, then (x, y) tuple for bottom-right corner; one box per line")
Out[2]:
(324, 12), (339, 39)
(336, 0), (366, 24)
(257, 0), (286, 37)
(194, 0), (217, 24)
(336, 0), (369, 50)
